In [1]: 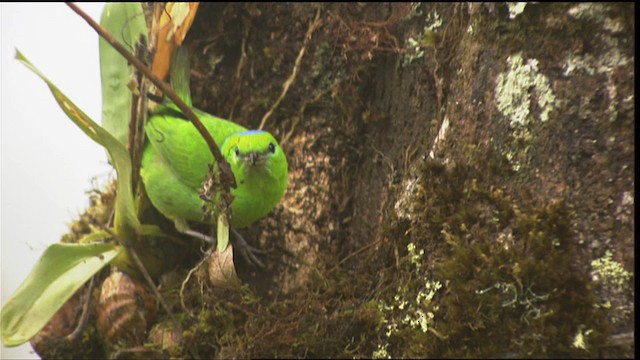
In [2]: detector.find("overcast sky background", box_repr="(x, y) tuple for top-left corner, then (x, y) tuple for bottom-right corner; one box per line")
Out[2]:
(1, 3), (107, 359)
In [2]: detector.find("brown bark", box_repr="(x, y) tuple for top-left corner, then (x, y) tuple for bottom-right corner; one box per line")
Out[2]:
(41, 3), (635, 358)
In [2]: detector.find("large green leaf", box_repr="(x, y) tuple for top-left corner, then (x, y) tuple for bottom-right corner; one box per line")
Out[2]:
(99, 2), (148, 147)
(16, 50), (140, 241)
(0, 243), (122, 346)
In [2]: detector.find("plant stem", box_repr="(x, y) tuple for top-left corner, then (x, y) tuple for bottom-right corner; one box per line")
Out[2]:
(65, 3), (237, 202)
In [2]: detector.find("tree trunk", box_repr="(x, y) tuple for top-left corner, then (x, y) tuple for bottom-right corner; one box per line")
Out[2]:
(39, 3), (636, 358)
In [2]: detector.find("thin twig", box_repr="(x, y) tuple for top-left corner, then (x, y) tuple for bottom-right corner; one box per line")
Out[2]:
(66, 3), (237, 203)
(180, 253), (209, 318)
(128, 37), (149, 194)
(65, 276), (95, 342)
(258, 7), (322, 130)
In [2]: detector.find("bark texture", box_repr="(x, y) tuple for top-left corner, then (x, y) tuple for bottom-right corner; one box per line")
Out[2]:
(36, 3), (635, 358)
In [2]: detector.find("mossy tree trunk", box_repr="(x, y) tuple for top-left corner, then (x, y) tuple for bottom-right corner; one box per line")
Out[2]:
(175, 3), (634, 358)
(38, 3), (634, 358)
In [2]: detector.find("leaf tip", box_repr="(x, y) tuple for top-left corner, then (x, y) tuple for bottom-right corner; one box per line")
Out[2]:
(14, 48), (25, 61)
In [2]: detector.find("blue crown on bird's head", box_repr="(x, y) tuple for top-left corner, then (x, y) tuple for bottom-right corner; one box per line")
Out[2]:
(237, 130), (267, 136)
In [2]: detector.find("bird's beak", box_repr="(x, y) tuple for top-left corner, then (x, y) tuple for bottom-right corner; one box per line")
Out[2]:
(242, 152), (267, 167)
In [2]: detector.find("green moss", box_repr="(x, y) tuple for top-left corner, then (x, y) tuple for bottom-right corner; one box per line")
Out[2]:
(34, 3), (634, 358)
(61, 181), (115, 244)
(165, 261), (388, 358)
(386, 152), (610, 357)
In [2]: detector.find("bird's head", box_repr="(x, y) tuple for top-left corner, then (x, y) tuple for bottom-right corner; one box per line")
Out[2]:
(221, 130), (288, 184)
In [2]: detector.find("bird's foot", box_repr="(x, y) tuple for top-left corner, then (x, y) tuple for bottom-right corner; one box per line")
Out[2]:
(174, 218), (265, 268)
(231, 228), (265, 268)
(183, 228), (216, 246)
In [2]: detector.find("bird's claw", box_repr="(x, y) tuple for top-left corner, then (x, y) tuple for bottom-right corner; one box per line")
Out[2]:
(231, 228), (265, 268)
(177, 220), (265, 268)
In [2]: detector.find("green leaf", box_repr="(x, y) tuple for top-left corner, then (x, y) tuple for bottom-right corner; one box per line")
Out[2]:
(15, 50), (140, 241)
(77, 230), (113, 244)
(217, 214), (230, 252)
(75, 225), (164, 245)
(1, 243), (122, 346)
(99, 2), (148, 147)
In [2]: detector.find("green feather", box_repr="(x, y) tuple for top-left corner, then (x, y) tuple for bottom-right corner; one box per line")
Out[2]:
(141, 47), (288, 230)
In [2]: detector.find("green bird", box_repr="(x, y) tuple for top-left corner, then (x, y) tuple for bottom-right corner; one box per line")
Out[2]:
(140, 47), (288, 266)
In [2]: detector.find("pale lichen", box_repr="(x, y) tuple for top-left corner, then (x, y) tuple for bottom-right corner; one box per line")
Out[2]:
(572, 328), (594, 350)
(567, 3), (608, 22)
(475, 281), (557, 326)
(407, 242), (425, 270)
(402, 2), (423, 21)
(402, 10), (442, 66)
(563, 3), (630, 123)
(507, 2), (527, 20)
(590, 251), (633, 325)
(591, 251), (632, 290)
(373, 242), (442, 358)
(394, 176), (421, 221)
(495, 53), (556, 171)
(561, 37), (628, 127)
(372, 342), (390, 359)
(424, 11), (443, 31)
(403, 37), (425, 66)
(496, 53), (556, 126)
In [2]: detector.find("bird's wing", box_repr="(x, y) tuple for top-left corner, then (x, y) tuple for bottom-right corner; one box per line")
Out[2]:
(140, 142), (208, 222)
(145, 106), (246, 189)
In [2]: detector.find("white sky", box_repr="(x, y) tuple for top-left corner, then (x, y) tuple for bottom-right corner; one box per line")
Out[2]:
(1, 3), (107, 359)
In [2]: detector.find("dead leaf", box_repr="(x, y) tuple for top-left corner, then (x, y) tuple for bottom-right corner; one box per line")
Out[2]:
(151, 2), (199, 81)
(208, 245), (241, 290)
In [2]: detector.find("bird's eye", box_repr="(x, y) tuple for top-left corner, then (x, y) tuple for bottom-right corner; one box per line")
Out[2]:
(234, 147), (240, 157)
(268, 142), (276, 153)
